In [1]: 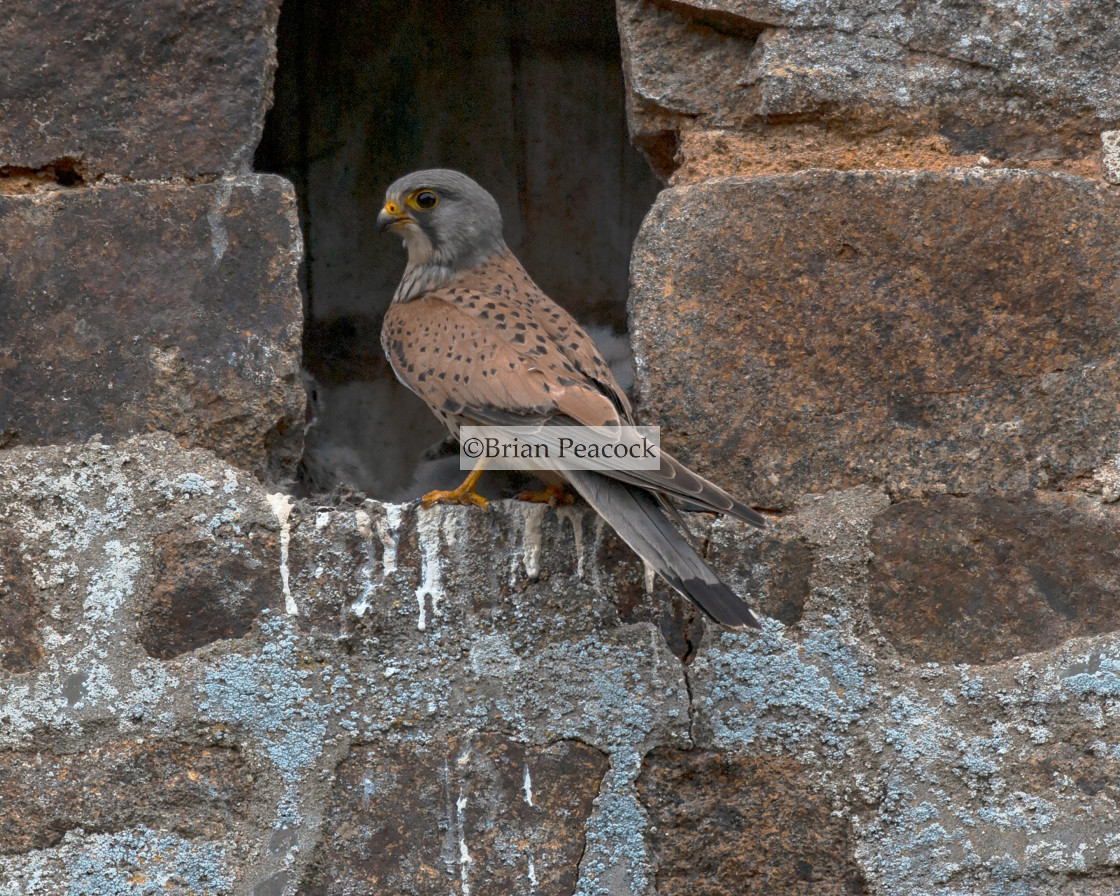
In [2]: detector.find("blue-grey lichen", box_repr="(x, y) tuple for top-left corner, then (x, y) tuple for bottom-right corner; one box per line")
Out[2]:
(200, 613), (328, 787)
(0, 828), (232, 896)
(690, 617), (878, 758)
(574, 751), (650, 896)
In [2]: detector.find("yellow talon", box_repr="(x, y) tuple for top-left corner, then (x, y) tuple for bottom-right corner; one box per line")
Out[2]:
(420, 463), (490, 511)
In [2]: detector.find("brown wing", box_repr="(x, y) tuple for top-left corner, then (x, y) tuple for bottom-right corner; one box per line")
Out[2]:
(431, 250), (633, 421)
(381, 295), (621, 430)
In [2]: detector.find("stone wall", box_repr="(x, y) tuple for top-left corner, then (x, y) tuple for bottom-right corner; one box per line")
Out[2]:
(2, 3), (1120, 896)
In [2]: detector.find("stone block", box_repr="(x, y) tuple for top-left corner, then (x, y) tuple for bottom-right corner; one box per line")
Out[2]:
(629, 170), (1120, 508)
(637, 747), (867, 895)
(0, 0), (281, 178)
(869, 492), (1120, 664)
(703, 516), (814, 627)
(618, 0), (1120, 166)
(306, 734), (608, 896)
(0, 177), (305, 479)
(0, 741), (253, 854)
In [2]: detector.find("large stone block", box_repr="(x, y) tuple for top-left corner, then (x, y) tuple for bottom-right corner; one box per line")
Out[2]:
(637, 747), (867, 895)
(0, 741), (254, 855)
(0, 0), (281, 179)
(307, 735), (608, 896)
(618, 0), (1120, 168)
(869, 492), (1120, 664)
(629, 169), (1120, 508)
(0, 177), (304, 479)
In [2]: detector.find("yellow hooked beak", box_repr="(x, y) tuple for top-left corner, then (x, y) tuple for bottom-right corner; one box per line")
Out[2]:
(377, 199), (413, 232)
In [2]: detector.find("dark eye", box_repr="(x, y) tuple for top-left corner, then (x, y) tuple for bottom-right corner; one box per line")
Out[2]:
(415, 190), (438, 210)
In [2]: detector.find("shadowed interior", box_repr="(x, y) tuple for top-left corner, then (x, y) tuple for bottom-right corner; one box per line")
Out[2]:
(255, 0), (660, 499)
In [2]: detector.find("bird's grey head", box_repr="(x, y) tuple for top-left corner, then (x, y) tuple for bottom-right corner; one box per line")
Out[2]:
(377, 169), (506, 274)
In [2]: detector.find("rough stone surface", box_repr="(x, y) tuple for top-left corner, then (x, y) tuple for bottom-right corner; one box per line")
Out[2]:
(629, 169), (1120, 510)
(637, 748), (867, 895)
(0, 436), (695, 894)
(690, 619), (1120, 895)
(1103, 130), (1120, 185)
(687, 488), (1120, 895)
(2, 437), (1118, 894)
(667, 126), (1105, 184)
(869, 492), (1120, 665)
(4, 4), (1120, 894)
(617, 0), (1120, 176)
(308, 735), (608, 895)
(0, 741), (255, 855)
(140, 529), (281, 660)
(0, 529), (43, 672)
(0, 0), (281, 179)
(0, 177), (305, 480)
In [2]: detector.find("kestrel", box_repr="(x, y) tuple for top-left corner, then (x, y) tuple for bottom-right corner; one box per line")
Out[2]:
(377, 169), (765, 628)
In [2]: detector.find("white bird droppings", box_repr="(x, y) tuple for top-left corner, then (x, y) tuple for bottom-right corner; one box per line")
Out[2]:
(516, 502), (548, 579)
(414, 506), (447, 630)
(557, 506), (585, 578)
(374, 503), (405, 574)
(266, 493), (298, 615)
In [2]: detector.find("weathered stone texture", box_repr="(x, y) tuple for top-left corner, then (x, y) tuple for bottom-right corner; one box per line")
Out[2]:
(0, 177), (305, 479)
(0, 0), (281, 179)
(629, 169), (1120, 510)
(0, 436), (695, 893)
(1, 3), (1117, 893)
(0, 741), (254, 855)
(140, 529), (282, 660)
(307, 735), (607, 895)
(0, 529), (43, 672)
(869, 492), (1120, 664)
(686, 487), (1120, 893)
(1104, 131), (1120, 184)
(291, 496), (782, 663)
(689, 622), (1120, 895)
(638, 748), (867, 895)
(704, 515), (814, 628)
(618, 0), (1120, 175)
(2, 437), (1120, 894)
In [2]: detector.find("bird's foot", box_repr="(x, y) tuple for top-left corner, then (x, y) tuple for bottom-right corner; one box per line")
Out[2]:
(517, 484), (574, 507)
(421, 484), (490, 512)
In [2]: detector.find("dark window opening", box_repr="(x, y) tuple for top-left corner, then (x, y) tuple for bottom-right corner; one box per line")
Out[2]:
(255, 0), (661, 500)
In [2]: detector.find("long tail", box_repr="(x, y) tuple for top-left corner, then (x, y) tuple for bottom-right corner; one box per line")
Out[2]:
(566, 469), (760, 629)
